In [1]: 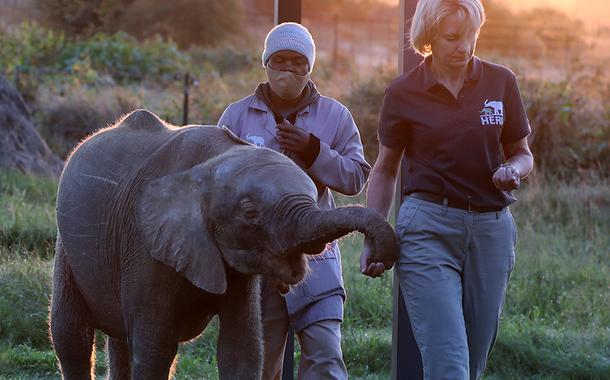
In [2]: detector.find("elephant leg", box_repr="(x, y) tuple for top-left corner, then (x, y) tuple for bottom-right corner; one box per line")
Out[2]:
(50, 238), (96, 380)
(107, 337), (130, 380)
(218, 275), (263, 380)
(128, 318), (180, 379)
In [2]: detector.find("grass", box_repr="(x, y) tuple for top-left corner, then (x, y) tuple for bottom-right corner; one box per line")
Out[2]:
(0, 170), (608, 379)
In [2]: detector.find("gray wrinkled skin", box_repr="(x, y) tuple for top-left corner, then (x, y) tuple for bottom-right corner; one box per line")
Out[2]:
(50, 109), (398, 380)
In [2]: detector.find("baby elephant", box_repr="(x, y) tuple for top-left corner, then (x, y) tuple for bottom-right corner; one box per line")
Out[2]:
(50, 109), (397, 379)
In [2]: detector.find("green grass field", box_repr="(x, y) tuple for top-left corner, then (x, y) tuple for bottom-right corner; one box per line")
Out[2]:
(0, 170), (608, 379)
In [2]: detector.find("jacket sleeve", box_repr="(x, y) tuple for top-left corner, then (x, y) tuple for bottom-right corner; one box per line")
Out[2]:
(306, 106), (371, 196)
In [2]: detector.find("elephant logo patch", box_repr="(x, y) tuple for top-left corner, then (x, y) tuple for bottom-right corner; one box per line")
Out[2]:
(246, 134), (265, 147)
(480, 99), (504, 126)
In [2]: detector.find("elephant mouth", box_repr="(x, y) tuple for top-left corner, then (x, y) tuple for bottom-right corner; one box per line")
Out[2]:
(276, 250), (309, 285)
(219, 244), (309, 285)
(275, 240), (326, 285)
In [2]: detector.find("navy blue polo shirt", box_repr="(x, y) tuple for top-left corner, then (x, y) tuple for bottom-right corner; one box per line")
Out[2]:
(378, 55), (531, 208)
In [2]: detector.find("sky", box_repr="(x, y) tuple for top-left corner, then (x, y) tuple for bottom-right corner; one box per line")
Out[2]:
(379, 0), (610, 28)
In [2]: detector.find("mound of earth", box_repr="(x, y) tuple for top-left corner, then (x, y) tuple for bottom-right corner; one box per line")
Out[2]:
(0, 75), (63, 178)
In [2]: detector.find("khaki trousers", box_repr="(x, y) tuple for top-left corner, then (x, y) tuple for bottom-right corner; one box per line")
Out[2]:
(396, 197), (516, 380)
(261, 281), (348, 380)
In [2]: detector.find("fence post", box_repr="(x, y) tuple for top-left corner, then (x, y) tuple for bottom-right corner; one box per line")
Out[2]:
(183, 73), (190, 125)
(392, 1), (424, 379)
(333, 13), (339, 70)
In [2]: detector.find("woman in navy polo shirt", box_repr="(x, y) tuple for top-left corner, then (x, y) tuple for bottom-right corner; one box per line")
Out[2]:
(360, 0), (534, 379)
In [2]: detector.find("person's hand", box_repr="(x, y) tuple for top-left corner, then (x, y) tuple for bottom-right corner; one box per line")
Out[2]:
(493, 164), (520, 191)
(359, 239), (387, 278)
(277, 120), (310, 154)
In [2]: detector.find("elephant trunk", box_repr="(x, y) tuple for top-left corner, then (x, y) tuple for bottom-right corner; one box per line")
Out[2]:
(290, 206), (398, 268)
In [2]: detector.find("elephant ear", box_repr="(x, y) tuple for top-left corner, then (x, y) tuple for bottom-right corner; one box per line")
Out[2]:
(136, 170), (227, 294)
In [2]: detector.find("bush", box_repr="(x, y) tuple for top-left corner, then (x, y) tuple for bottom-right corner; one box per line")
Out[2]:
(113, 0), (243, 48)
(0, 171), (57, 253)
(189, 45), (260, 76)
(34, 0), (124, 36)
(35, 85), (139, 159)
(71, 32), (191, 84)
(0, 23), (191, 91)
(522, 74), (610, 178)
(340, 66), (396, 163)
(0, 257), (52, 348)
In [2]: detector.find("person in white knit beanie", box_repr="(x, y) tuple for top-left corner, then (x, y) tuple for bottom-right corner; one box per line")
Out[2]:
(218, 22), (371, 380)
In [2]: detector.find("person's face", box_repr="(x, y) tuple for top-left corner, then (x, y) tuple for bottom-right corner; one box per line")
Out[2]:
(430, 11), (478, 70)
(267, 50), (309, 76)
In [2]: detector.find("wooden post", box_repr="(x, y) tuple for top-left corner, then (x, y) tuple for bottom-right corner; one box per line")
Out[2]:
(272, 4), (302, 378)
(392, 1), (424, 379)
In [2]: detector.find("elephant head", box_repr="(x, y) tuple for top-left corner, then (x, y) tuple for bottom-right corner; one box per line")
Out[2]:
(136, 143), (397, 295)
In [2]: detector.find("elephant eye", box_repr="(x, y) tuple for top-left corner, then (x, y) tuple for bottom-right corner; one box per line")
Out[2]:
(239, 199), (261, 222)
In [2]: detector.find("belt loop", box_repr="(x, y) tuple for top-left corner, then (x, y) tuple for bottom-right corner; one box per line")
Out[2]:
(496, 211), (500, 219)
(442, 197), (449, 215)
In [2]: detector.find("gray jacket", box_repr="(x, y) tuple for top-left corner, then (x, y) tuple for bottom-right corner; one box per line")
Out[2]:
(218, 91), (370, 330)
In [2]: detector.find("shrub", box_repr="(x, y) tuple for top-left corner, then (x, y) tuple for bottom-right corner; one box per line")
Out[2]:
(0, 171), (57, 254)
(188, 64), (267, 125)
(34, 0), (124, 36)
(189, 45), (260, 76)
(340, 66), (396, 163)
(35, 85), (139, 159)
(0, 257), (52, 348)
(0, 23), (191, 93)
(74, 32), (191, 83)
(113, 0), (243, 48)
(522, 74), (610, 178)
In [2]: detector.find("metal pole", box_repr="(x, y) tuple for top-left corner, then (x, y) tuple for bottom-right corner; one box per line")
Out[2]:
(392, 1), (424, 379)
(333, 13), (339, 71)
(273, 4), (302, 378)
(274, 0), (301, 25)
(183, 73), (190, 125)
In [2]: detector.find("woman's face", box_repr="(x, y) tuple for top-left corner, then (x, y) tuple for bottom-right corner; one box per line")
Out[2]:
(431, 11), (478, 71)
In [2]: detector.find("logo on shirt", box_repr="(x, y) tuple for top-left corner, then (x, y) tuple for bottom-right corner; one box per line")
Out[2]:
(480, 99), (504, 126)
(246, 134), (265, 147)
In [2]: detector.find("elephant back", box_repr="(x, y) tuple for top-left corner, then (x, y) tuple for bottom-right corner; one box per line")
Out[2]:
(56, 109), (240, 325)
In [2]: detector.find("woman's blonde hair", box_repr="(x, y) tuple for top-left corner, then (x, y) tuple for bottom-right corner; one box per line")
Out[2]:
(410, 0), (486, 56)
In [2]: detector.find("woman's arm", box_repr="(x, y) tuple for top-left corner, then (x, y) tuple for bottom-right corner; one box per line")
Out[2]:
(493, 137), (534, 191)
(360, 143), (404, 277)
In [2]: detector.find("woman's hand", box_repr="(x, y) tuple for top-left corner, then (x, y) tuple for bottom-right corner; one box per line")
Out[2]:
(495, 137), (534, 191)
(492, 164), (520, 191)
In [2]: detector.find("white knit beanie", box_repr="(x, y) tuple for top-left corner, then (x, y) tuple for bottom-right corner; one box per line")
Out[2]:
(262, 22), (316, 73)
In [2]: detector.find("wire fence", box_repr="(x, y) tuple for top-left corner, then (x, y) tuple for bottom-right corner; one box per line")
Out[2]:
(243, 10), (400, 70)
(241, 8), (610, 75)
